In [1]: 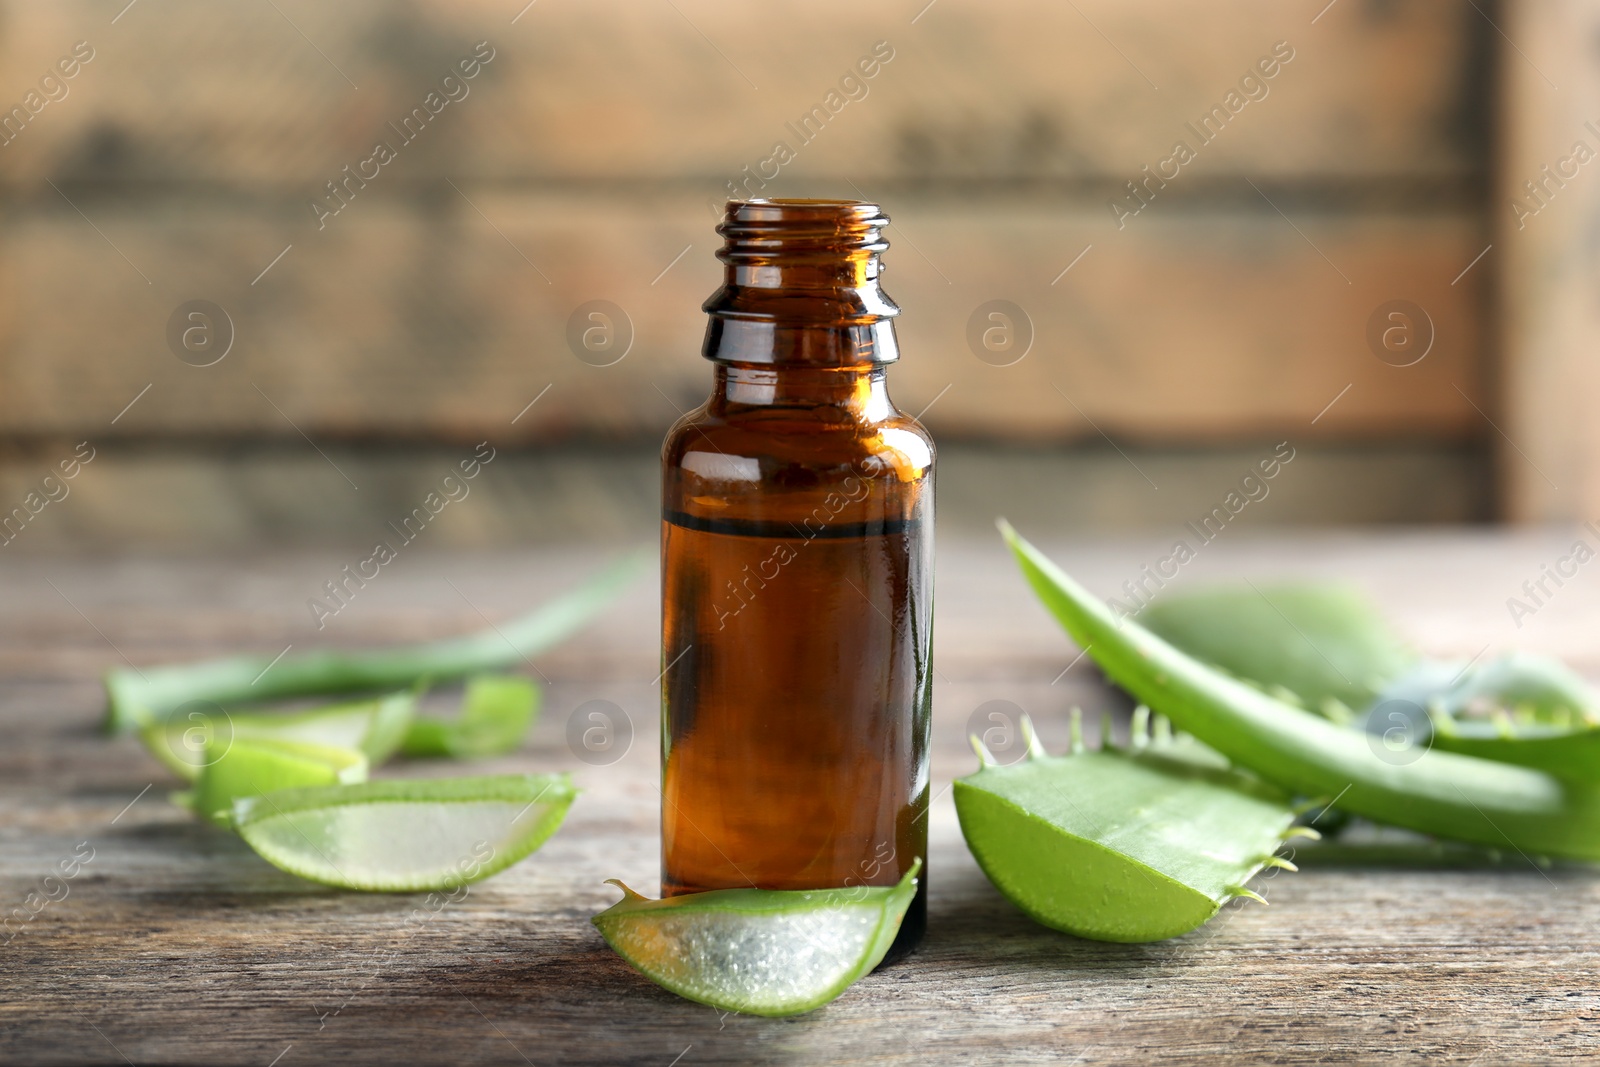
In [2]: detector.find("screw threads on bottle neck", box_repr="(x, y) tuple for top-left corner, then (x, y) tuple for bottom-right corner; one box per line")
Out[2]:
(703, 199), (901, 367)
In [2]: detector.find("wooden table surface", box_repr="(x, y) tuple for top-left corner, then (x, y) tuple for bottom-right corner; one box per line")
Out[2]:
(6, 529), (1600, 1066)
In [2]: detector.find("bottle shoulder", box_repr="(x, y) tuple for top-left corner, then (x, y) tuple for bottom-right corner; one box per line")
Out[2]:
(663, 403), (932, 476)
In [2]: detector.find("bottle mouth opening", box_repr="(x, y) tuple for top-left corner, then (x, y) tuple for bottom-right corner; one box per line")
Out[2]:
(718, 198), (888, 258)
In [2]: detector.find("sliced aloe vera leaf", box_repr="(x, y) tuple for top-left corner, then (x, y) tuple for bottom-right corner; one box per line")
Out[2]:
(402, 675), (539, 758)
(231, 773), (576, 891)
(956, 716), (1297, 942)
(1139, 582), (1414, 713)
(1000, 521), (1600, 862)
(141, 689), (417, 782)
(103, 552), (646, 733)
(177, 738), (368, 828)
(593, 859), (921, 1018)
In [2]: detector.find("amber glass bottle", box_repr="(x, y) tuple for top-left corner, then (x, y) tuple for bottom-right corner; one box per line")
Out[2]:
(660, 199), (933, 961)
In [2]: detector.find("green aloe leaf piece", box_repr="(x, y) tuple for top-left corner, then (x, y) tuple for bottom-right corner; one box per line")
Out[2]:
(1422, 656), (1600, 780)
(402, 675), (539, 758)
(104, 552), (646, 733)
(1000, 521), (1600, 862)
(592, 860), (921, 1018)
(1144, 582), (1600, 781)
(1429, 652), (1599, 723)
(956, 713), (1299, 943)
(141, 689), (417, 782)
(1138, 582), (1414, 713)
(231, 773), (576, 892)
(1428, 723), (1600, 782)
(176, 738), (368, 828)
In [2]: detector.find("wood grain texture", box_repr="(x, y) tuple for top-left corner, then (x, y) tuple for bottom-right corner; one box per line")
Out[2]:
(0, 440), (1489, 554)
(0, 192), (1487, 442)
(4, 534), (1600, 1064)
(0, 0), (1482, 187)
(0, 0), (1494, 450)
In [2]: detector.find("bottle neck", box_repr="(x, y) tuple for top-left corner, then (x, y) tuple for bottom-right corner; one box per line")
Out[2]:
(701, 199), (900, 368)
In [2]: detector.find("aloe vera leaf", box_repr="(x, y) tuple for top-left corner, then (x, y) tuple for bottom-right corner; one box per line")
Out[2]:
(1428, 716), (1600, 781)
(231, 773), (576, 891)
(176, 738), (368, 828)
(1000, 521), (1600, 862)
(955, 714), (1298, 942)
(103, 552), (646, 734)
(1368, 655), (1600, 781)
(592, 860), (920, 1017)
(1138, 582), (1414, 712)
(1435, 652), (1600, 722)
(140, 689), (417, 781)
(402, 675), (540, 758)
(1149, 584), (1600, 779)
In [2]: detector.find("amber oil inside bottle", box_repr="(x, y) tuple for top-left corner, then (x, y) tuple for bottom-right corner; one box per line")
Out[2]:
(660, 199), (933, 962)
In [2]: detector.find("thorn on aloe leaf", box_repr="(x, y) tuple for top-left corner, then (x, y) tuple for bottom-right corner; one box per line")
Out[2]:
(1228, 887), (1269, 905)
(1131, 705), (1150, 748)
(1282, 826), (1323, 842)
(1153, 714), (1172, 745)
(1263, 855), (1298, 872)
(1021, 713), (1047, 760)
(1267, 684), (1303, 708)
(603, 878), (647, 903)
(1068, 707), (1085, 754)
(970, 734), (998, 769)
(1100, 710), (1116, 751)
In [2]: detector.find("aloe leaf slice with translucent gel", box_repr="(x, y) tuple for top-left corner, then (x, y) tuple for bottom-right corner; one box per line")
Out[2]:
(231, 773), (576, 891)
(402, 675), (539, 758)
(593, 859), (921, 1017)
(956, 712), (1300, 942)
(176, 737), (369, 827)
(141, 689), (417, 781)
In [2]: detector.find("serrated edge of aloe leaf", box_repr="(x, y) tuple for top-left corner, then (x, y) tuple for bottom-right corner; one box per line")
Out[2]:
(954, 738), (1292, 942)
(592, 859), (920, 1018)
(953, 780), (1224, 940)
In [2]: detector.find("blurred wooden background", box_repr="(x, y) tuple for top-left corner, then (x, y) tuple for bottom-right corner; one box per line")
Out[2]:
(0, 0), (1575, 547)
